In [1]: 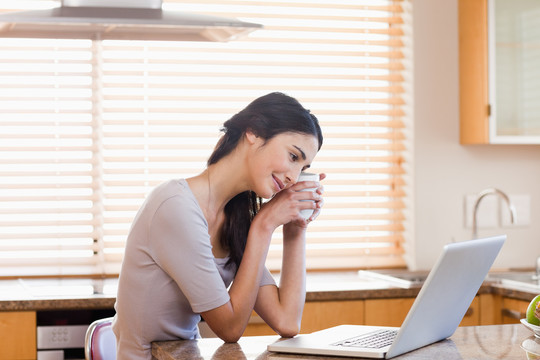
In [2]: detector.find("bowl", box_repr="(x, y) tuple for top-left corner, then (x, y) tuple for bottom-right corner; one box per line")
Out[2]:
(521, 336), (540, 359)
(521, 319), (540, 338)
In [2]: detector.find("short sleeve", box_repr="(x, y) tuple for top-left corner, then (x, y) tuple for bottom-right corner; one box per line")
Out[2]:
(260, 267), (276, 287)
(149, 194), (230, 314)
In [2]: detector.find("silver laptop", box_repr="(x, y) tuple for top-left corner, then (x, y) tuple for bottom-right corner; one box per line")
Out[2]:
(268, 235), (506, 359)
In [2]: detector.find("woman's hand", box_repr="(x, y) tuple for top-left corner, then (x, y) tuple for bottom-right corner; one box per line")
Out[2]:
(284, 172), (325, 235)
(257, 173), (325, 230)
(302, 172), (325, 224)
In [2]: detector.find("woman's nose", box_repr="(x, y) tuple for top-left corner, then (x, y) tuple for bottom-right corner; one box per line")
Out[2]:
(289, 170), (302, 184)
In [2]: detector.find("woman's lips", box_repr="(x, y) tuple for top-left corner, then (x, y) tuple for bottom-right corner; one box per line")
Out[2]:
(272, 175), (284, 192)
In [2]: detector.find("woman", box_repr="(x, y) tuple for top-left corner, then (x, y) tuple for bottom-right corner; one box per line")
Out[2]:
(112, 92), (325, 359)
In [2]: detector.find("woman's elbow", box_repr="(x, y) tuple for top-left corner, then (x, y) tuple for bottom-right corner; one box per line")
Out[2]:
(214, 324), (245, 343)
(275, 321), (301, 338)
(219, 332), (242, 343)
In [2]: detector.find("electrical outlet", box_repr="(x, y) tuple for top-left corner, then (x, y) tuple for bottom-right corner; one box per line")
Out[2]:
(501, 194), (530, 227)
(464, 194), (498, 229)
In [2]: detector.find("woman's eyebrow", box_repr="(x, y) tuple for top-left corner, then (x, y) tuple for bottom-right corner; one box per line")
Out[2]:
(293, 145), (306, 160)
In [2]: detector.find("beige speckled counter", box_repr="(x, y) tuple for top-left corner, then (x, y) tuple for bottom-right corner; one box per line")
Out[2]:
(0, 278), (117, 311)
(152, 324), (539, 359)
(0, 272), (426, 312)
(0, 271), (538, 312)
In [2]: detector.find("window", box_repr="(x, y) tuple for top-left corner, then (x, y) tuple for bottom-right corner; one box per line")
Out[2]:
(0, 0), (412, 277)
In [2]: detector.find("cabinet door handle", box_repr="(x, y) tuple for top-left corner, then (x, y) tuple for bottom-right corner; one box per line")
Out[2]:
(501, 308), (525, 319)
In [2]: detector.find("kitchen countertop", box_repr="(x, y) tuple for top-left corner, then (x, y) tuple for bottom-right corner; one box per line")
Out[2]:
(0, 271), (538, 311)
(0, 277), (118, 311)
(151, 324), (539, 359)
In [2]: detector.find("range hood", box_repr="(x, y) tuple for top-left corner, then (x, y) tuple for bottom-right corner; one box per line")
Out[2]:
(0, 0), (262, 41)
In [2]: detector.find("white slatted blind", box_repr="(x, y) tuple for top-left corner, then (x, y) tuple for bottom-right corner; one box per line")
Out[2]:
(0, 0), (411, 277)
(0, 38), (96, 276)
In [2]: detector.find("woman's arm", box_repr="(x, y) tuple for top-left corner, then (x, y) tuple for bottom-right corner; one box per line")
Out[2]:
(253, 225), (307, 337)
(201, 175), (324, 341)
(201, 215), (274, 342)
(252, 173), (325, 337)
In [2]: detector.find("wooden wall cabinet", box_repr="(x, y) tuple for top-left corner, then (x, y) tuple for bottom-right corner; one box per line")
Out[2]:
(0, 311), (36, 360)
(459, 0), (540, 144)
(459, 0), (490, 144)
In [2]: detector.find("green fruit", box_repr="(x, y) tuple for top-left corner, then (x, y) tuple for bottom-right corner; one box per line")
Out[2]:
(527, 294), (540, 326)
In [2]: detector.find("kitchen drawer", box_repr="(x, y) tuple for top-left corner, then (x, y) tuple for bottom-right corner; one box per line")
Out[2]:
(0, 311), (37, 360)
(365, 298), (415, 327)
(301, 300), (364, 333)
(460, 296), (480, 326)
(365, 296), (480, 327)
(243, 300), (365, 336)
(500, 297), (530, 324)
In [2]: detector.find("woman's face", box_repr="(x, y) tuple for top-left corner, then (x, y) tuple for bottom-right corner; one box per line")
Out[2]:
(246, 131), (319, 199)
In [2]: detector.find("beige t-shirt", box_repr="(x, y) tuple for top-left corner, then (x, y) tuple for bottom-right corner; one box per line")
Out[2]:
(112, 179), (275, 360)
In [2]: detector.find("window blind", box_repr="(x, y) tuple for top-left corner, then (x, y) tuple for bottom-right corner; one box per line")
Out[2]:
(0, 0), (411, 277)
(0, 37), (96, 276)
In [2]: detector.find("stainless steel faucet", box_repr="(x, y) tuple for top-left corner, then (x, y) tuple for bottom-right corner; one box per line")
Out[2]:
(472, 188), (517, 239)
(536, 256), (540, 280)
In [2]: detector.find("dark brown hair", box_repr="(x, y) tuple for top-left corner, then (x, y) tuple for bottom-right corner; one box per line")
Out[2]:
(207, 92), (323, 272)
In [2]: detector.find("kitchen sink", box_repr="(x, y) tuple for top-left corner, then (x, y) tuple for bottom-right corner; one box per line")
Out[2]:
(486, 271), (540, 291)
(359, 269), (540, 291)
(358, 270), (429, 288)
(18, 278), (118, 298)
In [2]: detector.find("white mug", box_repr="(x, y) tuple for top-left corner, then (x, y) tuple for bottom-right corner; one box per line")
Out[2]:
(297, 172), (319, 219)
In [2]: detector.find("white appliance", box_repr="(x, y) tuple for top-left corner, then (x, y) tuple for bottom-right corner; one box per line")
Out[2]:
(37, 324), (88, 360)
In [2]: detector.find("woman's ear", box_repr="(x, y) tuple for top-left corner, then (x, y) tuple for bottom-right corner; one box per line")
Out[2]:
(245, 129), (258, 145)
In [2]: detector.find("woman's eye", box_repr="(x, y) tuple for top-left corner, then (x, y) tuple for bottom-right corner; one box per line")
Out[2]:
(290, 153), (298, 161)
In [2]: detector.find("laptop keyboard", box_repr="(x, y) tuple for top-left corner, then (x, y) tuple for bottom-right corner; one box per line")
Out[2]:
(332, 329), (398, 349)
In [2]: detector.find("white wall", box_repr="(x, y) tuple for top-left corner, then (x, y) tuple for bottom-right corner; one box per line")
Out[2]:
(411, 0), (540, 270)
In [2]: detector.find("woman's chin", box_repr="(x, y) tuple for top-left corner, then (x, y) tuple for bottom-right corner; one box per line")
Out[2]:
(256, 189), (274, 199)
(259, 193), (273, 200)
